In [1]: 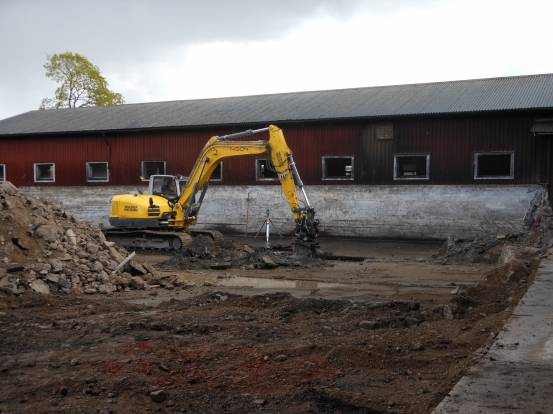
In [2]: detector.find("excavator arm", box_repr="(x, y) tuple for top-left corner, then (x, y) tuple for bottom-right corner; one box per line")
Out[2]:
(173, 125), (319, 242)
(108, 125), (319, 246)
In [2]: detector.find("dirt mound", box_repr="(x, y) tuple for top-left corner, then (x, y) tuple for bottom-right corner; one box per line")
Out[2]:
(156, 235), (326, 272)
(0, 181), (130, 296)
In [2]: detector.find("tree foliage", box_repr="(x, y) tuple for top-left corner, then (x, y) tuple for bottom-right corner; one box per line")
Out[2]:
(40, 52), (124, 110)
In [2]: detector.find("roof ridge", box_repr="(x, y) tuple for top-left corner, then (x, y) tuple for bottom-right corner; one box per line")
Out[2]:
(41, 72), (551, 110)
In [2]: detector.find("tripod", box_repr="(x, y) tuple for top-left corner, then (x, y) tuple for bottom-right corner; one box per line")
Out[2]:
(254, 209), (283, 248)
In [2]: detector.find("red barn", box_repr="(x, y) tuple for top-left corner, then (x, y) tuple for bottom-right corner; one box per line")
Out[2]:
(1, 74), (552, 239)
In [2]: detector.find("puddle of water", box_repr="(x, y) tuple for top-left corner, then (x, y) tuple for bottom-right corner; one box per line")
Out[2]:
(179, 273), (345, 290)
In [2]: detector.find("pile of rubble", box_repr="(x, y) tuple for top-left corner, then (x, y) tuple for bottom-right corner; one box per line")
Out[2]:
(434, 204), (553, 266)
(156, 234), (326, 272)
(0, 181), (148, 296)
(0, 181), (324, 296)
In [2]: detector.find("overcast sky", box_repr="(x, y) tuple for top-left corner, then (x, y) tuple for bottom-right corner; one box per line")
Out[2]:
(1, 0), (552, 121)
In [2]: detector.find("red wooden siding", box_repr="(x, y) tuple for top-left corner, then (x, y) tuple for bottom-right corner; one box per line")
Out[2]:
(0, 113), (543, 187)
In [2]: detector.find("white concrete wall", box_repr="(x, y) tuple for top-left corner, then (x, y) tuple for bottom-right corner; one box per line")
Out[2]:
(21, 184), (537, 240)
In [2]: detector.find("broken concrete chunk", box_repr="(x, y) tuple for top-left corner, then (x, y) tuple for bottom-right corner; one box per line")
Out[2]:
(58, 253), (72, 261)
(46, 274), (60, 284)
(86, 243), (99, 254)
(48, 258), (64, 273)
(108, 248), (125, 264)
(128, 260), (147, 275)
(260, 255), (278, 268)
(1, 181), (18, 196)
(30, 279), (50, 294)
(142, 262), (159, 278)
(65, 229), (77, 245)
(130, 276), (146, 290)
(98, 283), (116, 294)
(34, 263), (52, 272)
(36, 224), (63, 242)
(243, 245), (255, 254)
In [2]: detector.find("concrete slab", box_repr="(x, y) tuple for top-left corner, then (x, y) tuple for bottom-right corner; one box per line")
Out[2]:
(433, 249), (553, 413)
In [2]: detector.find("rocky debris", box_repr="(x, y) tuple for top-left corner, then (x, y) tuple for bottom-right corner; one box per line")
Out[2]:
(433, 211), (550, 272)
(433, 235), (510, 265)
(0, 181), (133, 296)
(157, 237), (326, 272)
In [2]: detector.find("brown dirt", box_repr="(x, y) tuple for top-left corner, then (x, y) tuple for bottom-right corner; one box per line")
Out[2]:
(0, 248), (540, 414)
(0, 181), (549, 413)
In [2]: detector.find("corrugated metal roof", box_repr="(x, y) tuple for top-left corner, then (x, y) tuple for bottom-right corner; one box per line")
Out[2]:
(2, 73), (553, 136)
(531, 117), (553, 133)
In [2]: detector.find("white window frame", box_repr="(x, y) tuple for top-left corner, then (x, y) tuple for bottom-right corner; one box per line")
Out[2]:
(210, 161), (223, 182)
(34, 163), (55, 182)
(0, 164), (5, 182)
(394, 154), (430, 180)
(255, 158), (279, 181)
(322, 156), (354, 181)
(474, 152), (514, 180)
(86, 161), (109, 182)
(141, 160), (166, 178)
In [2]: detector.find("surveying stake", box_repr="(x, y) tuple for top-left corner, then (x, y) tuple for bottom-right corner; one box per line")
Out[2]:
(254, 209), (282, 249)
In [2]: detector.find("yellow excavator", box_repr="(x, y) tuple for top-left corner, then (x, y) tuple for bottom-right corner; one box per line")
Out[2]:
(105, 125), (319, 251)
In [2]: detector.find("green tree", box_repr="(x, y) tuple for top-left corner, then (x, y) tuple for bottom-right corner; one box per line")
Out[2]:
(40, 52), (124, 109)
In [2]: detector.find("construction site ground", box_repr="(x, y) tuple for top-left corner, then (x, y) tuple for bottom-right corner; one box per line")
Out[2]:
(1, 234), (542, 414)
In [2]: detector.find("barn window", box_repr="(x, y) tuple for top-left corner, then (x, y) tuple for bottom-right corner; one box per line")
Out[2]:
(0, 164), (4, 182)
(210, 162), (223, 181)
(34, 163), (55, 182)
(256, 159), (279, 181)
(474, 152), (514, 179)
(86, 162), (109, 182)
(142, 161), (166, 178)
(394, 155), (430, 180)
(322, 156), (354, 180)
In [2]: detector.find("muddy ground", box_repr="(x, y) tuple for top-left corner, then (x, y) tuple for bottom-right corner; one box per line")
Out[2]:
(0, 234), (542, 414)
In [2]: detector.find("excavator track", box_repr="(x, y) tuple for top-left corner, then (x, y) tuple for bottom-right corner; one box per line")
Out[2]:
(103, 229), (225, 252)
(104, 229), (193, 251)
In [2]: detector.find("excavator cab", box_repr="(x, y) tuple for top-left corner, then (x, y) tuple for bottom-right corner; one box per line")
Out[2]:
(148, 175), (184, 199)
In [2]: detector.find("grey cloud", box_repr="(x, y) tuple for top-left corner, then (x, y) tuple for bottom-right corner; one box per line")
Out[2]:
(0, 0), (445, 119)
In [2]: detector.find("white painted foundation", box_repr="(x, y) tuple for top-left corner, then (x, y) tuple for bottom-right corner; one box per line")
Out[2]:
(21, 185), (537, 240)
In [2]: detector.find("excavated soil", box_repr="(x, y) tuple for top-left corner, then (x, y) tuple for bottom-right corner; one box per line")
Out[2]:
(0, 181), (551, 414)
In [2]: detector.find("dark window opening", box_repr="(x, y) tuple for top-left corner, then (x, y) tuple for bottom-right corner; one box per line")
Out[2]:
(475, 153), (514, 179)
(86, 162), (108, 182)
(34, 163), (55, 182)
(142, 161), (166, 179)
(0, 164), (4, 182)
(210, 162), (223, 181)
(322, 157), (354, 180)
(394, 155), (429, 180)
(256, 159), (279, 180)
